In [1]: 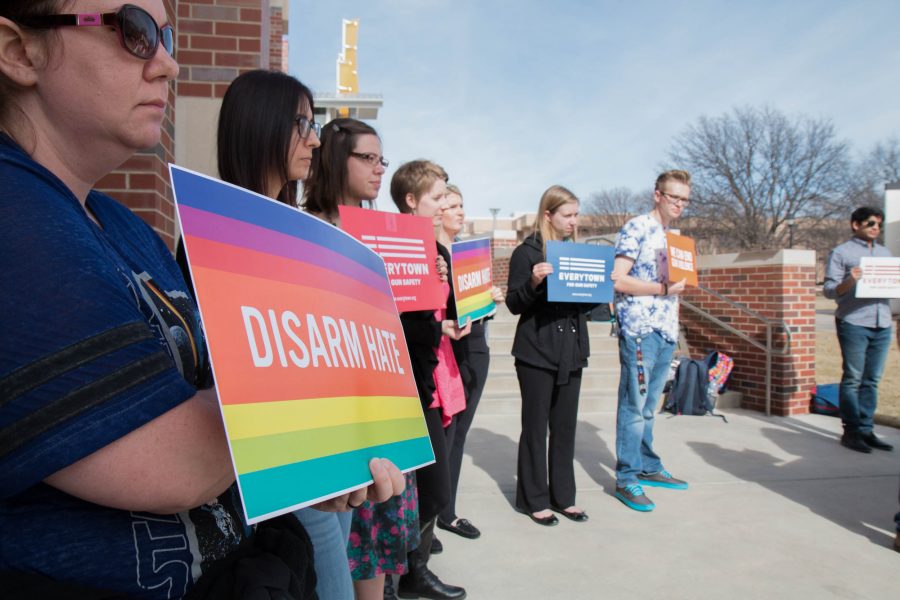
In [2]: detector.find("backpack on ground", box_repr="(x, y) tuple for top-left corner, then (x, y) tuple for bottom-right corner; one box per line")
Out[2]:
(810, 383), (840, 416)
(662, 351), (731, 422)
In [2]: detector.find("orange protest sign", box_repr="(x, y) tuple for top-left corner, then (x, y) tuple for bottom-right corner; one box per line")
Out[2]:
(665, 232), (698, 287)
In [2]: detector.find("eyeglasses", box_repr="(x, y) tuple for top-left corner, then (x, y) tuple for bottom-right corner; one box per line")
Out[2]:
(659, 190), (691, 207)
(16, 4), (174, 61)
(294, 116), (321, 140)
(862, 219), (882, 229)
(350, 152), (390, 168)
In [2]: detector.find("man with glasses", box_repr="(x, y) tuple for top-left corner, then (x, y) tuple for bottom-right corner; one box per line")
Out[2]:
(610, 170), (691, 512)
(824, 207), (895, 453)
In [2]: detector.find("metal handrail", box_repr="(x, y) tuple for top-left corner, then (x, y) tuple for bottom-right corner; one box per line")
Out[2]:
(583, 234), (793, 415)
(681, 285), (792, 416)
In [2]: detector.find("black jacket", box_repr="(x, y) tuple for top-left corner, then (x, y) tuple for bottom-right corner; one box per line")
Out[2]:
(400, 243), (458, 409)
(505, 234), (592, 384)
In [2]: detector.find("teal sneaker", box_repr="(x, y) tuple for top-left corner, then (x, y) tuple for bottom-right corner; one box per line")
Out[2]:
(638, 470), (688, 490)
(615, 484), (655, 512)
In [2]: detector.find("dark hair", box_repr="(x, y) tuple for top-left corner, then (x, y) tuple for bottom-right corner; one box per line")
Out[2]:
(217, 69), (314, 207)
(850, 206), (884, 225)
(0, 1), (66, 137)
(302, 118), (379, 215)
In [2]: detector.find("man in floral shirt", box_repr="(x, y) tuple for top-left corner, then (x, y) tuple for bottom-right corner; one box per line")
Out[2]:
(610, 170), (691, 512)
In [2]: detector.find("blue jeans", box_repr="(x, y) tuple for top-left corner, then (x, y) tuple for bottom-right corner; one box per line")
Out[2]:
(615, 331), (675, 487)
(835, 319), (892, 434)
(294, 508), (353, 600)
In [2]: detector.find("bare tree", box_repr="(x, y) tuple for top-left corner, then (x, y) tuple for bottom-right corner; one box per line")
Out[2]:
(583, 187), (648, 235)
(668, 106), (851, 250)
(847, 137), (900, 207)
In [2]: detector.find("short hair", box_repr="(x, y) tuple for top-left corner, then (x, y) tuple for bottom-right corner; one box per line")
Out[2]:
(302, 118), (380, 215)
(533, 185), (579, 256)
(390, 160), (448, 214)
(217, 69), (314, 207)
(655, 169), (692, 191)
(446, 183), (462, 198)
(851, 206), (884, 224)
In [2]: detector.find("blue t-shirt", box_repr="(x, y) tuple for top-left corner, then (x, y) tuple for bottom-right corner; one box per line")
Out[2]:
(0, 135), (248, 598)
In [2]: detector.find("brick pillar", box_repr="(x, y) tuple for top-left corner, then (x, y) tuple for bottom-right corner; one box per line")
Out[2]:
(490, 231), (519, 292)
(178, 0), (263, 99)
(269, 5), (286, 72)
(680, 250), (817, 416)
(96, 0), (179, 249)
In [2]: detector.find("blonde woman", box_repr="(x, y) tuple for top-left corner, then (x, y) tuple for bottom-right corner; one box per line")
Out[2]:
(505, 185), (592, 526)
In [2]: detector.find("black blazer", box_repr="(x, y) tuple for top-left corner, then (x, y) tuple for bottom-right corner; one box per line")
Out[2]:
(505, 233), (593, 384)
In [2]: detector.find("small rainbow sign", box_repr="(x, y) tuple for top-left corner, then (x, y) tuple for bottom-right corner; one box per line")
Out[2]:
(450, 238), (496, 325)
(170, 166), (433, 524)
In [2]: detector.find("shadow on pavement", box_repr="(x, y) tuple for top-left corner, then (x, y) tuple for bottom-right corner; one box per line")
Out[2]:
(466, 427), (517, 508)
(688, 415), (898, 548)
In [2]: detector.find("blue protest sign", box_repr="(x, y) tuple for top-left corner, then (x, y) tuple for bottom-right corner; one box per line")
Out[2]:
(546, 241), (614, 303)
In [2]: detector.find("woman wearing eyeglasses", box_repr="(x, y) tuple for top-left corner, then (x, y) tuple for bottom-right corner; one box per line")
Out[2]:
(506, 185), (592, 527)
(0, 2), (401, 597)
(302, 119), (421, 600)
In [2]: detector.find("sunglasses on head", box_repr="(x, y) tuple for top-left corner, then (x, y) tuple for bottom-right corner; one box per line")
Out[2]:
(16, 4), (174, 61)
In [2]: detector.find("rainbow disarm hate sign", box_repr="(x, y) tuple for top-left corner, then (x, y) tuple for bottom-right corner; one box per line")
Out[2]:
(450, 238), (496, 325)
(170, 166), (433, 524)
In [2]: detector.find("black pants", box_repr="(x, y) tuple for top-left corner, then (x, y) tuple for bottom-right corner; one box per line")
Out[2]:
(440, 350), (490, 523)
(417, 405), (456, 524)
(515, 361), (582, 513)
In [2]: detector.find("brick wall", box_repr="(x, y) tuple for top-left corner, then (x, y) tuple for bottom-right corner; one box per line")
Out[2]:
(269, 5), (285, 72)
(490, 234), (519, 292)
(178, 0), (264, 99)
(680, 251), (817, 416)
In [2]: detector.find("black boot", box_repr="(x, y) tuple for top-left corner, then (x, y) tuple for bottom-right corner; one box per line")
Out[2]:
(398, 518), (466, 600)
(384, 574), (398, 600)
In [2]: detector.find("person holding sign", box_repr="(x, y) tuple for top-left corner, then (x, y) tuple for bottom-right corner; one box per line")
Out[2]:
(506, 185), (592, 526)
(188, 72), (407, 600)
(823, 207), (894, 453)
(303, 118), (422, 600)
(392, 160), (470, 600)
(610, 170), (691, 513)
(436, 184), (505, 541)
(0, 7), (401, 598)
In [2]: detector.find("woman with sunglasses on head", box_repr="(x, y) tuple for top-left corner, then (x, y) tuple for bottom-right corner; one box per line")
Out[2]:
(302, 119), (422, 600)
(506, 185), (593, 527)
(434, 184), (504, 542)
(0, 2), (401, 596)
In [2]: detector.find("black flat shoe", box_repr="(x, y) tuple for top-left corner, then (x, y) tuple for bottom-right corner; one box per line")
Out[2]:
(841, 432), (872, 453)
(437, 518), (481, 539)
(526, 512), (558, 527)
(551, 506), (589, 522)
(430, 536), (443, 555)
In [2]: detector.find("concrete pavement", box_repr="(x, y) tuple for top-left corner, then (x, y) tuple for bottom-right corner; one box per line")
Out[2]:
(425, 409), (900, 599)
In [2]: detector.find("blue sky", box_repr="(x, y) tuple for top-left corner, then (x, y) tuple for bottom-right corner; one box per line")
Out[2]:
(289, 0), (900, 218)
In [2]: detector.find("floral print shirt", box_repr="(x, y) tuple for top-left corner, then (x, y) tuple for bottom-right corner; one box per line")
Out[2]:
(614, 213), (680, 342)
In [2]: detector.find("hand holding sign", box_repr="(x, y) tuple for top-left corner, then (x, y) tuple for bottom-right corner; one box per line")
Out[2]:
(665, 232), (698, 287)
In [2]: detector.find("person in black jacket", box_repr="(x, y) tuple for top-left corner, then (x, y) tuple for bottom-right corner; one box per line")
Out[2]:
(391, 160), (470, 600)
(437, 184), (505, 541)
(506, 185), (592, 526)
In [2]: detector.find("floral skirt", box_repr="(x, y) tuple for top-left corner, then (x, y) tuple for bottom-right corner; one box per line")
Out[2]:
(347, 471), (420, 579)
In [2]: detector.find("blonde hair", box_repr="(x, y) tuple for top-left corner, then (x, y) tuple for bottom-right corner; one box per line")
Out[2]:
(655, 169), (691, 191)
(533, 185), (579, 257)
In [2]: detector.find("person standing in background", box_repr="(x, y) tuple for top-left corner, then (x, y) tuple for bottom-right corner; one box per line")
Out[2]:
(436, 184), (504, 541)
(506, 185), (592, 527)
(824, 207), (894, 454)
